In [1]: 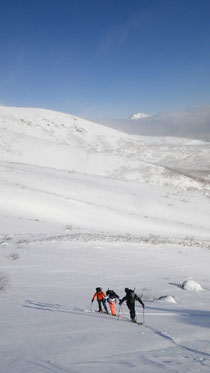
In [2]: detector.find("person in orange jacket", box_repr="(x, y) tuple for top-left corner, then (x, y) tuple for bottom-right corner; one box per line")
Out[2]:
(92, 287), (108, 313)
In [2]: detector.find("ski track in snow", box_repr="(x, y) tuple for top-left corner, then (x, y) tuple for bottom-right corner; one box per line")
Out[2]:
(144, 325), (210, 357)
(23, 300), (210, 370)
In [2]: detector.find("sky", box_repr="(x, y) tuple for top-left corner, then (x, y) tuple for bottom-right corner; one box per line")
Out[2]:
(0, 0), (210, 120)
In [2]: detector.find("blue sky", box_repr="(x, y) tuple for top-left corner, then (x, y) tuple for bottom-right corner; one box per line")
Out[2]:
(0, 0), (210, 119)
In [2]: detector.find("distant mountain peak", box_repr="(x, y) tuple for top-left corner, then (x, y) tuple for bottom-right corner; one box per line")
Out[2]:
(129, 112), (151, 120)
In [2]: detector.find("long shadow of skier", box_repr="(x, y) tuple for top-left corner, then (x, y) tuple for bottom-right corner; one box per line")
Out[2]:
(23, 300), (129, 323)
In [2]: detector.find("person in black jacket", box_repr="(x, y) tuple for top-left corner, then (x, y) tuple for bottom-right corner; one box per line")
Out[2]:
(106, 289), (119, 316)
(119, 288), (144, 322)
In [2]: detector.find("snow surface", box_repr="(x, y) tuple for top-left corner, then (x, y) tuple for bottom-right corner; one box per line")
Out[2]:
(0, 106), (210, 372)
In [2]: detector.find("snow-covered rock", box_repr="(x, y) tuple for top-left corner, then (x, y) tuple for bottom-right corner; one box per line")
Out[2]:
(181, 279), (203, 291)
(158, 295), (177, 303)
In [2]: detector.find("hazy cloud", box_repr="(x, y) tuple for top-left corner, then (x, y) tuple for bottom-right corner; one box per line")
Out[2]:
(99, 105), (210, 141)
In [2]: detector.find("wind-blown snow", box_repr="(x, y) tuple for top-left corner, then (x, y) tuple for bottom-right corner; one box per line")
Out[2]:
(0, 106), (210, 372)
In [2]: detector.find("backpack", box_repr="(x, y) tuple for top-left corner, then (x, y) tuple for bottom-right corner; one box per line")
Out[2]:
(107, 290), (115, 298)
(128, 289), (135, 303)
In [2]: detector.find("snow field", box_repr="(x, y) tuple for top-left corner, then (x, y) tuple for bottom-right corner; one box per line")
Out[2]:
(1, 237), (210, 373)
(0, 161), (210, 239)
(0, 106), (210, 372)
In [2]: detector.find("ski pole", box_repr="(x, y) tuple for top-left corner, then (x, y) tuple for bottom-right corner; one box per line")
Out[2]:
(118, 305), (121, 319)
(90, 301), (93, 312)
(143, 307), (145, 324)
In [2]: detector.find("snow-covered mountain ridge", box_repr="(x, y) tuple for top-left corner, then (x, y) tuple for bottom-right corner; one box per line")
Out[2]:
(129, 112), (151, 120)
(0, 106), (209, 190)
(0, 105), (209, 238)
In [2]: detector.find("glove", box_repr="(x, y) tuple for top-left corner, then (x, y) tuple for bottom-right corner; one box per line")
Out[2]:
(119, 299), (122, 306)
(91, 299), (94, 303)
(142, 303), (145, 309)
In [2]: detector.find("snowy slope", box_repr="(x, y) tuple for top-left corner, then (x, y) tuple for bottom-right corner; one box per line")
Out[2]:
(0, 105), (210, 185)
(0, 161), (210, 239)
(0, 106), (210, 373)
(0, 105), (210, 236)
